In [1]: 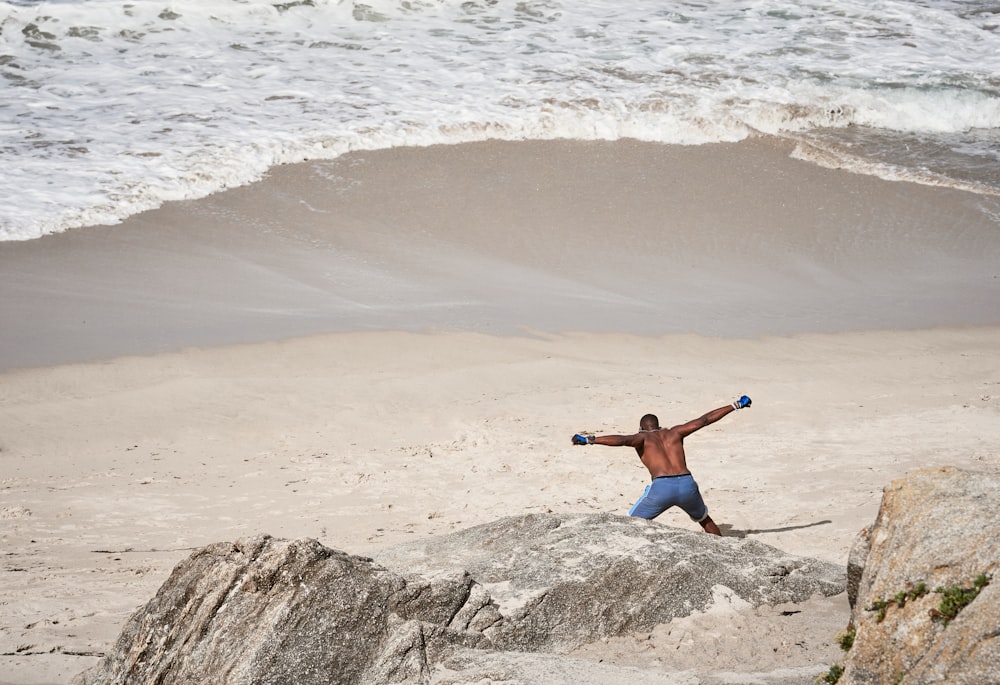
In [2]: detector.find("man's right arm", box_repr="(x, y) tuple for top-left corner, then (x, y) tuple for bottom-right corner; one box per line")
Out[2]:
(572, 432), (643, 447)
(593, 433), (643, 447)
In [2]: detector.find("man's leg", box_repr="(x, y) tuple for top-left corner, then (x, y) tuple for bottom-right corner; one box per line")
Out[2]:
(698, 515), (721, 536)
(628, 483), (668, 519)
(678, 476), (720, 535)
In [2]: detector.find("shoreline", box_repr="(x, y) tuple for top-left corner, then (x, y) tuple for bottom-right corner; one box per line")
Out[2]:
(2, 136), (999, 370)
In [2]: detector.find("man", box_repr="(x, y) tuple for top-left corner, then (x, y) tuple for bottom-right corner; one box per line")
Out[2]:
(572, 395), (751, 536)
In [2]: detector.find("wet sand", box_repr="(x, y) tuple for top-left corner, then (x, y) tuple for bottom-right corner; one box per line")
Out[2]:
(2, 137), (998, 370)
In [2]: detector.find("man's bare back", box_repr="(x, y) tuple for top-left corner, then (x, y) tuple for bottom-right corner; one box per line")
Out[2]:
(626, 427), (691, 478)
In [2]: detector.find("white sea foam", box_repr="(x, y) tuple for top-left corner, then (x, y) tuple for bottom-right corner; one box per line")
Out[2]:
(1, 0), (999, 240)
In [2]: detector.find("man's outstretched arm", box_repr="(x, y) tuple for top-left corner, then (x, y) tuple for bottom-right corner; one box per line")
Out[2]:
(673, 395), (751, 438)
(593, 433), (643, 447)
(571, 432), (642, 447)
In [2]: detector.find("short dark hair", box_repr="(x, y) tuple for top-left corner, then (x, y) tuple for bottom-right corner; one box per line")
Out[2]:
(640, 414), (659, 430)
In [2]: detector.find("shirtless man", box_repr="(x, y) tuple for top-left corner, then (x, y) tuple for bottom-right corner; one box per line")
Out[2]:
(572, 395), (751, 536)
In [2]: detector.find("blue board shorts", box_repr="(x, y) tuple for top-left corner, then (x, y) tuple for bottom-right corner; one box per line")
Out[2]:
(628, 473), (709, 522)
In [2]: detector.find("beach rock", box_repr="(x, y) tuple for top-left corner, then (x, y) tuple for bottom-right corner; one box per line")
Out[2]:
(840, 467), (1000, 685)
(74, 513), (845, 685)
(73, 536), (492, 685)
(846, 525), (872, 611)
(374, 512), (846, 652)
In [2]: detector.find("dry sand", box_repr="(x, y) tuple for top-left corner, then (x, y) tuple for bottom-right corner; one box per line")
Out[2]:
(3, 327), (999, 683)
(2, 138), (999, 683)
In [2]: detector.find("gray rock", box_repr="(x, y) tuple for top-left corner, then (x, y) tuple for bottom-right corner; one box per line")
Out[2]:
(75, 513), (845, 685)
(846, 525), (872, 611)
(73, 536), (488, 685)
(375, 512), (846, 651)
(840, 467), (1000, 685)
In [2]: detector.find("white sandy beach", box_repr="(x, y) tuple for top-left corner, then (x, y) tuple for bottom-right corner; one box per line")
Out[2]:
(2, 139), (1000, 684)
(3, 327), (1000, 683)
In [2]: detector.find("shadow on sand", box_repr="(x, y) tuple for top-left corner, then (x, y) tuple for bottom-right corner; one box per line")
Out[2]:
(720, 519), (833, 538)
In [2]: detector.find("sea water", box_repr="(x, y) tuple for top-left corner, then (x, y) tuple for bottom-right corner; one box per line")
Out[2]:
(2, 0), (999, 241)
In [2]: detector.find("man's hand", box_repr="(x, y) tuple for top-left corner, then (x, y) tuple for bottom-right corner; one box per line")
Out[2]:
(732, 395), (752, 410)
(572, 433), (596, 445)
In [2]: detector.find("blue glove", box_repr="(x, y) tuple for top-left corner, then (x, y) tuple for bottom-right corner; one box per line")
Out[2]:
(732, 395), (752, 410)
(572, 433), (595, 445)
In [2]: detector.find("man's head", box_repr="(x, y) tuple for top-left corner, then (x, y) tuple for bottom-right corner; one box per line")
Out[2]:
(640, 414), (660, 431)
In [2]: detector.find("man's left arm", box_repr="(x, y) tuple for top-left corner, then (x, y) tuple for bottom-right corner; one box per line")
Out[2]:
(672, 395), (752, 438)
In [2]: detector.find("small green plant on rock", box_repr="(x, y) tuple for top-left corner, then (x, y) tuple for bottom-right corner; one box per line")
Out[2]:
(818, 663), (844, 684)
(819, 625), (855, 684)
(930, 573), (991, 626)
(866, 579), (935, 623)
(836, 626), (856, 652)
(868, 597), (891, 622)
(893, 589), (909, 608)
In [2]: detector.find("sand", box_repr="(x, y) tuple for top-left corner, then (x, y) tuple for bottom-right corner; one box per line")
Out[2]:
(2, 138), (999, 684)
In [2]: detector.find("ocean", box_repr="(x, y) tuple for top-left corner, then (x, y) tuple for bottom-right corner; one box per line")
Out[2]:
(2, 0), (999, 242)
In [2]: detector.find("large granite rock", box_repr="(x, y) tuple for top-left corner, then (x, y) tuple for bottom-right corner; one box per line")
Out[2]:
(73, 535), (492, 685)
(75, 513), (845, 685)
(375, 512), (845, 651)
(840, 467), (1000, 685)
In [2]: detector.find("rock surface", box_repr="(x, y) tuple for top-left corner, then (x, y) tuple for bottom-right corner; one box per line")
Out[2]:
(846, 525), (872, 611)
(75, 513), (846, 685)
(374, 512), (845, 651)
(73, 536), (491, 685)
(840, 467), (1000, 685)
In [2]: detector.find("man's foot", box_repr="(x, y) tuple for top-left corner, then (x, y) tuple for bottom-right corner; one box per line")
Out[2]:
(700, 516), (722, 536)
